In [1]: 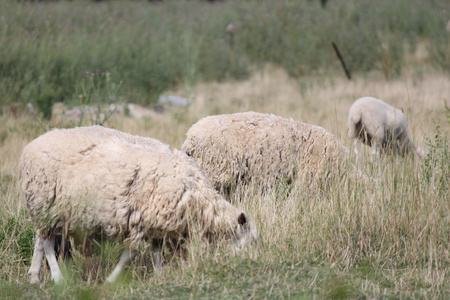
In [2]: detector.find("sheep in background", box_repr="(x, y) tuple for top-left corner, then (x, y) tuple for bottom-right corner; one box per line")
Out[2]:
(182, 112), (351, 197)
(19, 126), (257, 284)
(348, 97), (425, 158)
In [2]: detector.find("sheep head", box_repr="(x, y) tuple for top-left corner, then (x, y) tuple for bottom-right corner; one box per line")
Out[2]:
(231, 212), (258, 251)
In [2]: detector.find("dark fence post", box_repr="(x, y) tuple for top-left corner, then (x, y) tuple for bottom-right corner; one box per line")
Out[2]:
(331, 42), (351, 80)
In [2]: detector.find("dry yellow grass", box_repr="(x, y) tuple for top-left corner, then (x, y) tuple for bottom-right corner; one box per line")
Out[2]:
(0, 67), (448, 298)
(106, 66), (449, 151)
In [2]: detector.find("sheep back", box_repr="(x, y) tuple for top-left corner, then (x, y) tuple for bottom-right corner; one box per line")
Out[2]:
(182, 112), (349, 193)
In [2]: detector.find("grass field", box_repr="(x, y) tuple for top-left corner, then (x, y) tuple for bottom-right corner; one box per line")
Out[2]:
(1, 65), (449, 299)
(1, 0), (449, 112)
(1, 0), (449, 299)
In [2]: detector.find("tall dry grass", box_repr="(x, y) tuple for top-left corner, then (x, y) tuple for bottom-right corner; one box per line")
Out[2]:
(0, 67), (449, 298)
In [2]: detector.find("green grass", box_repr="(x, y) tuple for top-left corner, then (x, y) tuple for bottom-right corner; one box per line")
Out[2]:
(0, 0), (448, 117)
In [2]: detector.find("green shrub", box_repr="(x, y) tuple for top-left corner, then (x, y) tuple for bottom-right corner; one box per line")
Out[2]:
(73, 70), (122, 126)
(0, 213), (35, 263)
(0, 0), (447, 113)
(36, 84), (63, 120)
(422, 124), (449, 194)
(428, 26), (450, 73)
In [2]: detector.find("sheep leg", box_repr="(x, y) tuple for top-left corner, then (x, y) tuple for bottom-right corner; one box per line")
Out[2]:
(43, 236), (63, 284)
(105, 248), (135, 283)
(28, 235), (44, 284)
(151, 239), (163, 273)
(371, 143), (381, 157)
(352, 138), (360, 156)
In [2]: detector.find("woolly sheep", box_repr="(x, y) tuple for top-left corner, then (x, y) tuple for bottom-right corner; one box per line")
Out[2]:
(181, 111), (350, 196)
(347, 97), (424, 158)
(19, 126), (257, 284)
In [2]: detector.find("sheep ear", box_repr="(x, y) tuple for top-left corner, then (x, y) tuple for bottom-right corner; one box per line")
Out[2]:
(237, 212), (247, 226)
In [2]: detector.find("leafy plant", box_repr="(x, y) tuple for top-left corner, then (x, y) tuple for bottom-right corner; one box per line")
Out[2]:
(422, 124), (449, 193)
(0, 214), (35, 263)
(74, 70), (122, 126)
(35, 84), (63, 120)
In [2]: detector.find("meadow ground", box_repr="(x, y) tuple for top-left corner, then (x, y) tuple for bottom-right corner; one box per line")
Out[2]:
(0, 66), (449, 299)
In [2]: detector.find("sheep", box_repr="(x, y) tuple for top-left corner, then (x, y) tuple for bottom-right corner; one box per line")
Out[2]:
(347, 97), (425, 158)
(181, 111), (351, 196)
(19, 125), (257, 284)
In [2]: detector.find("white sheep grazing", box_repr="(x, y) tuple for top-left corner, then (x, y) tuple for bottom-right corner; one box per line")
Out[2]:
(19, 126), (257, 284)
(181, 112), (350, 195)
(348, 97), (425, 158)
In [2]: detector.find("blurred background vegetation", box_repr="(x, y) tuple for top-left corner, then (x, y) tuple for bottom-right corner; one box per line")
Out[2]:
(1, 1), (449, 297)
(0, 0), (448, 119)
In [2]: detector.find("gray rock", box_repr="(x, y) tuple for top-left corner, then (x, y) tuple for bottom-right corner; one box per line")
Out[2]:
(158, 95), (193, 107)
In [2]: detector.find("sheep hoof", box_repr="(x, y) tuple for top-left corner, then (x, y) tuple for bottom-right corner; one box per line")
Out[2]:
(29, 275), (40, 284)
(52, 273), (64, 285)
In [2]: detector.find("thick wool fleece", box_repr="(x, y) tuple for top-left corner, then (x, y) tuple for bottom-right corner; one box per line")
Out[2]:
(182, 111), (349, 193)
(19, 126), (247, 250)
